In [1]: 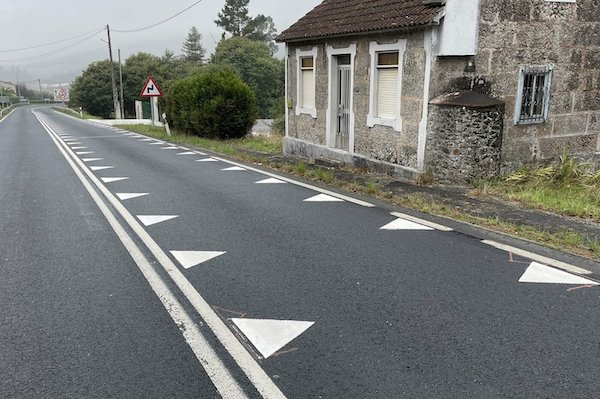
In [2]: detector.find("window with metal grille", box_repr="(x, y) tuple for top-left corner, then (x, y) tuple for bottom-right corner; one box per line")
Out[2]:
(515, 65), (553, 125)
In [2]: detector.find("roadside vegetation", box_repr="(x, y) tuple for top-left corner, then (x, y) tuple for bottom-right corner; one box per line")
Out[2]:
(473, 151), (600, 222)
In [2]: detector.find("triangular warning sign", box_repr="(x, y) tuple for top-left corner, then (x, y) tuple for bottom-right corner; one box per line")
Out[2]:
(519, 262), (599, 285)
(140, 76), (163, 97)
(231, 318), (314, 359)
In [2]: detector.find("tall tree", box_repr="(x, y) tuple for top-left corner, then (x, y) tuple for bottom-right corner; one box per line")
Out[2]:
(212, 37), (283, 118)
(181, 27), (206, 64)
(214, 0), (251, 37)
(241, 14), (277, 54)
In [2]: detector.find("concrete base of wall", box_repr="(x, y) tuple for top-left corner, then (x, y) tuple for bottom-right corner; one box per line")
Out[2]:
(284, 137), (420, 181)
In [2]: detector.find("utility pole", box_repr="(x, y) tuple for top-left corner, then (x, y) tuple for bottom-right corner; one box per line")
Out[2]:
(106, 25), (121, 119)
(118, 49), (125, 118)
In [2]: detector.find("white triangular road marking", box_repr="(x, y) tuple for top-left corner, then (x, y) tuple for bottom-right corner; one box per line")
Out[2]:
(380, 218), (434, 231)
(116, 193), (149, 201)
(90, 166), (114, 171)
(137, 215), (179, 227)
(82, 158), (103, 162)
(196, 158), (218, 162)
(177, 151), (196, 155)
(222, 166), (246, 171)
(101, 177), (129, 183)
(519, 262), (600, 285)
(170, 251), (226, 269)
(256, 178), (286, 184)
(304, 194), (343, 202)
(231, 318), (315, 359)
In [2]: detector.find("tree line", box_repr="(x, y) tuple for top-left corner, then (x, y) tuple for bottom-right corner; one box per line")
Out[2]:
(69, 0), (283, 123)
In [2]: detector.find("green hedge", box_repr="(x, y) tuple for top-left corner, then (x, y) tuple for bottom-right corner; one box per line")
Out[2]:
(165, 66), (258, 139)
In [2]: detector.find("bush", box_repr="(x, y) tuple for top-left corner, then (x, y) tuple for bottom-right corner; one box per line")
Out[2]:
(165, 66), (258, 139)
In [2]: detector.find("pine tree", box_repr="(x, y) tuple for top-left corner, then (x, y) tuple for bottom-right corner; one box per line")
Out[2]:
(181, 27), (206, 64)
(214, 0), (251, 37)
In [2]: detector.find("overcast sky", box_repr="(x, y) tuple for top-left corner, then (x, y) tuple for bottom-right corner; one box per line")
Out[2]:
(0, 0), (322, 85)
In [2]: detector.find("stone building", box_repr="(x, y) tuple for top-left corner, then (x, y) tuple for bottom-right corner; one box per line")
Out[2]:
(277, 0), (600, 183)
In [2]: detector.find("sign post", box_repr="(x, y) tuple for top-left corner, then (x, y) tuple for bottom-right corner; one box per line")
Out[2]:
(140, 76), (163, 126)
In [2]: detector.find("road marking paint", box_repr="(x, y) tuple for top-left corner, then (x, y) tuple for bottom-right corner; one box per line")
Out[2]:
(482, 240), (593, 275)
(380, 218), (434, 231)
(231, 319), (314, 359)
(178, 151), (197, 155)
(222, 166), (246, 171)
(197, 158), (218, 162)
(304, 194), (343, 202)
(101, 177), (129, 183)
(33, 112), (249, 398)
(82, 158), (103, 162)
(389, 212), (453, 232)
(116, 193), (149, 201)
(90, 166), (115, 171)
(170, 251), (226, 270)
(137, 215), (179, 227)
(211, 156), (375, 208)
(519, 262), (599, 285)
(256, 178), (286, 184)
(76, 151), (95, 155)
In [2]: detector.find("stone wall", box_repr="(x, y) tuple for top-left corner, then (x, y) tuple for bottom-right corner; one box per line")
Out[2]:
(426, 103), (504, 183)
(286, 31), (426, 173)
(430, 0), (600, 171)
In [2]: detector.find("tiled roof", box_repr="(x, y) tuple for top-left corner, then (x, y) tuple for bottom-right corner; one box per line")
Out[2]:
(277, 0), (444, 42)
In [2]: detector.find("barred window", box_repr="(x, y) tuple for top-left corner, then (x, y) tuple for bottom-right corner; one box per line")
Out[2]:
(515, 65), (553, 125)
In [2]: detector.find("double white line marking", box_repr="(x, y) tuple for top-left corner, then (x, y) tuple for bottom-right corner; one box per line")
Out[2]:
(33, 110), (286, 399)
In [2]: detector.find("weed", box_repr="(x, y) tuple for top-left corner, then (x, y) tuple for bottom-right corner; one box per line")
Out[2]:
(364, 181), (379, 194)
(294, 162), (307, 175)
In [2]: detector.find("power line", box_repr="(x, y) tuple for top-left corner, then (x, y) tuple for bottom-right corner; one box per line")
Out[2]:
(112, 0), (204, 33)
(0, 30), (104, 63)
(0, 26), (106, 53)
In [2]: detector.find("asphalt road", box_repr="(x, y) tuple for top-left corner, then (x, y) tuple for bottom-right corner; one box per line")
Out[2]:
(1, 106), (599, 398)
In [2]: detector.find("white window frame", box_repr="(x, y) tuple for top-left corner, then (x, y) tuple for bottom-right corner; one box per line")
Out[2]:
(295, 47), (317, 118)
(367, 40), (407, 132)
(514, 64), (553, 125)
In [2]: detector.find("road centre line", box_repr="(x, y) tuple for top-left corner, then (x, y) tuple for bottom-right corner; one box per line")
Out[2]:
(482, 240), (592, 275)
(210, 156), (375, 208)
(33, 111), (287, 399)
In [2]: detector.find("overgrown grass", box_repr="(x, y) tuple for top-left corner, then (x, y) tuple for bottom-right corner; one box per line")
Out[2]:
(116, 124), (283, 157)
(474, 151), (600, 221)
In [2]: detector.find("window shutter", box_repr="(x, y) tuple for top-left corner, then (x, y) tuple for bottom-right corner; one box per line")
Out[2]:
(302, 69), (315, 109)
(377, 68), (398, 119)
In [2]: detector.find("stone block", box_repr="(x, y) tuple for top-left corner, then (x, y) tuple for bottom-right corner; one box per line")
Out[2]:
(573, 91), (600, 112)
(551, 113), (590, 136)
(538, 133), (598, 159)
(577, 0), (600, 22)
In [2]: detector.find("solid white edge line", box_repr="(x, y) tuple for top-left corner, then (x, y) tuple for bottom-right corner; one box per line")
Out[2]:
(481, 240), (593, 275)
(33, 111), (286, 399)
(210, 156), (375, 208)
(390, 212), (453, 232)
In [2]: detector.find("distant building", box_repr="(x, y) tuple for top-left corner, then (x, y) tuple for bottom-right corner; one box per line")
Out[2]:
(277, 0), (600, 183)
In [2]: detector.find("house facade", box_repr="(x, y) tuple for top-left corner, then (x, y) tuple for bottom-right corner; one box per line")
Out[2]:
(277, 0), (600, 183)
